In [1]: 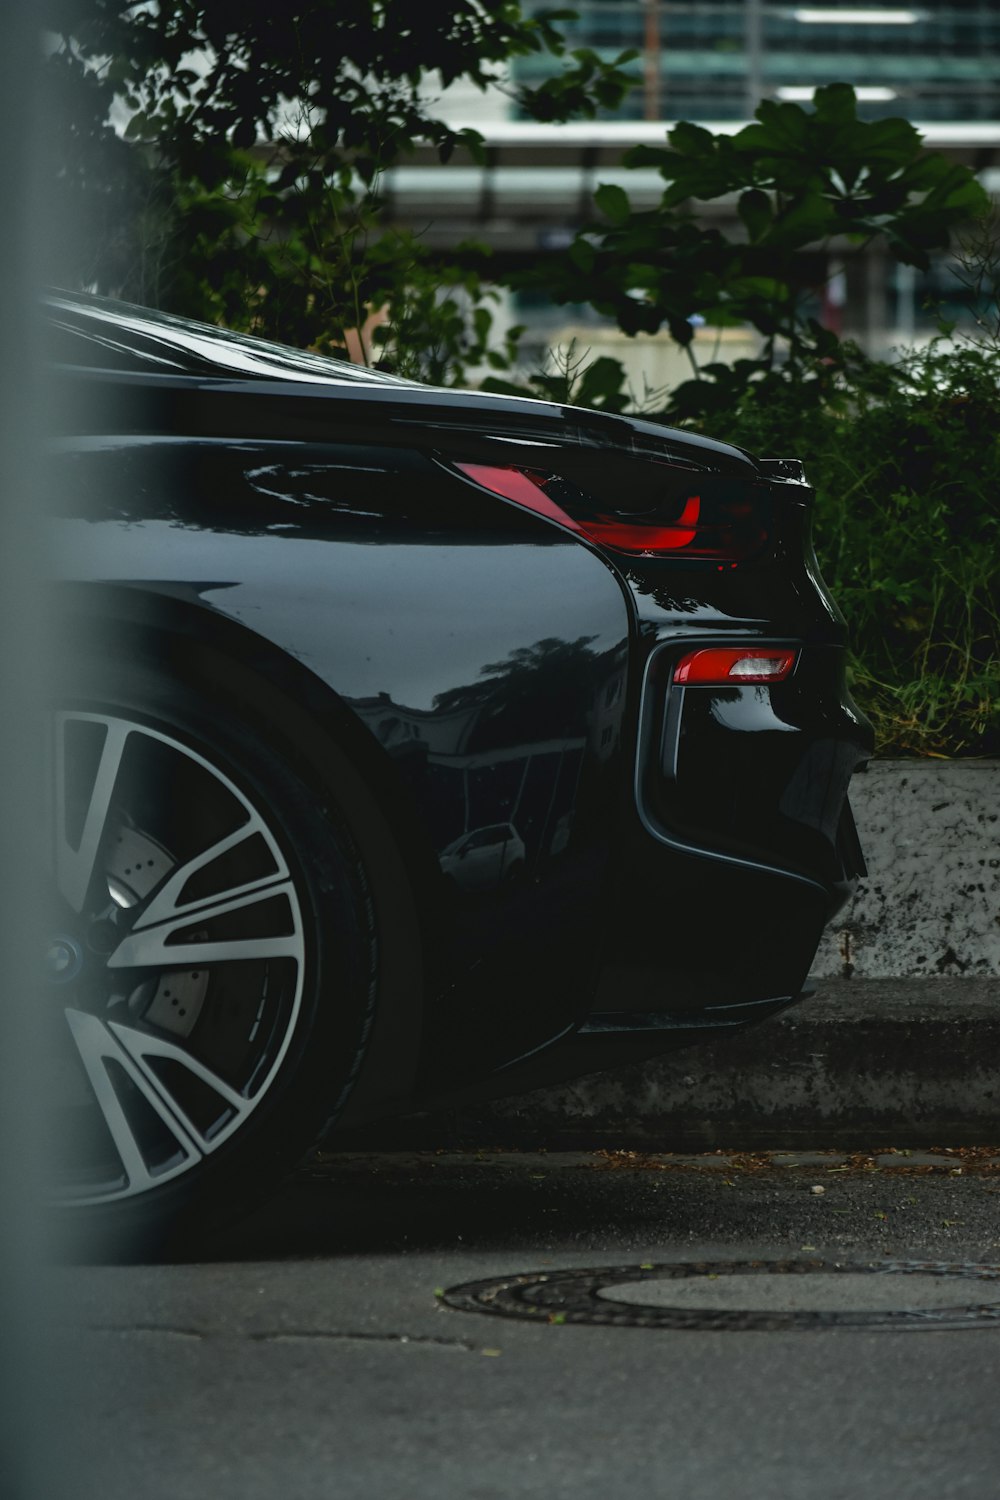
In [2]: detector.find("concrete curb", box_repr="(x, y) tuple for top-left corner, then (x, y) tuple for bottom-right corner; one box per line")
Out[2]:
(356, 980), (1000, 1151)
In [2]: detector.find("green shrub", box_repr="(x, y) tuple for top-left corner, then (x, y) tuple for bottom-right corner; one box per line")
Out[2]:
(685, 342), (1000, 758)
(492, 88), (996, 757)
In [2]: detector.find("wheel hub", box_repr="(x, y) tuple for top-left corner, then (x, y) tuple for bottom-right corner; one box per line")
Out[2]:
(45, 934), (84, 985)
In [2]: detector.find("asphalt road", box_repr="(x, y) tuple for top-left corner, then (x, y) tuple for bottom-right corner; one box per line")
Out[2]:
(50, 1148), (1000, 1500)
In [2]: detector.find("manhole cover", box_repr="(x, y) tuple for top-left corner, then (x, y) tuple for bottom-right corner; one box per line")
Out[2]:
(442, 1260), (1000, 1331)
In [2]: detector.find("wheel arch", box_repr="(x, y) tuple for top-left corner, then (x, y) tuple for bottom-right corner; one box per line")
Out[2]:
(54, 580), (430, 1124)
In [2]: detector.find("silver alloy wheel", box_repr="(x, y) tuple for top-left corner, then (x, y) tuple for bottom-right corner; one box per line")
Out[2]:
(47, 711), (306, 1205)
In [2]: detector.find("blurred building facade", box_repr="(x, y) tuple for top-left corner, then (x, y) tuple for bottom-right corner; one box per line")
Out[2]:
(386, 3), (1000, 375)
(515, 2), (1000, 126)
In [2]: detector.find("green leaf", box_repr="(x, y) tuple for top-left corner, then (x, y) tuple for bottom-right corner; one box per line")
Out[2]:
(738, 188), (772, 242)
(594, 183), (631, 224)
(772, 191), (835, 247)
(864, 117), (923, 163)
(740, 99), (810, 152)
(939, 177), (990, 217)
(811, 82), (858, 125)
(569, 237), (596, 273)
(668, 121), (715, 158)
(480, 376), (536, 397)
(275, 160), (305, 191)
(625, 143), (670, 170)
(577, 355), (629, 409)
(232, 117), (256, 150)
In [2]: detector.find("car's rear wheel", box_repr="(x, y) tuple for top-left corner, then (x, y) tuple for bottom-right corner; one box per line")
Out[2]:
(46, 656), (378, 1255)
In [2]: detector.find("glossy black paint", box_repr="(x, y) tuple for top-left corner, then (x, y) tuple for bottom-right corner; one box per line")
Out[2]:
(48, 292), (872, 1120)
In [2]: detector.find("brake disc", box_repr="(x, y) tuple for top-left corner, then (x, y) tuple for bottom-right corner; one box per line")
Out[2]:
(108, 823), (209, 1039)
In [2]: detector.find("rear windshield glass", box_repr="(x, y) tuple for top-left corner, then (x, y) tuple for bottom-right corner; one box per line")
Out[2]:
(44, 294), (411, 388)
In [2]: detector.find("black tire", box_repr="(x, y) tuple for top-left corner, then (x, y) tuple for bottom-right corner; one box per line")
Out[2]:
(48, 653), (383, 1258)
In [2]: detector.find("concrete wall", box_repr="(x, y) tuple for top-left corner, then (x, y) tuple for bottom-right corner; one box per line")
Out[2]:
(812, 760), (1000, 980)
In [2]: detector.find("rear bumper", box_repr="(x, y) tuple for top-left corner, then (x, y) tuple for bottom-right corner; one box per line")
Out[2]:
(638, 639), (871, 897)
(593, 637), (872, 1025)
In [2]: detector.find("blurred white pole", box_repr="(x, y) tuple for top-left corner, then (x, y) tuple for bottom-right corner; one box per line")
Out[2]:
(894, 260), (917, 345)
(0, 6), (62, 1498)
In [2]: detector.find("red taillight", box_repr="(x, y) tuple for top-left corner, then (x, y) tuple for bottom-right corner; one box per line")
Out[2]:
(455, 465), (572, 528)
(580, 495), (701, 552)
(453, 463), (769, 561)
(673, 647), (797, 685)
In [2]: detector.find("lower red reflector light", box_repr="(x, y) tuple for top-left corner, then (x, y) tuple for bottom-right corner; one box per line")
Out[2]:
(673, 647), (798, 685)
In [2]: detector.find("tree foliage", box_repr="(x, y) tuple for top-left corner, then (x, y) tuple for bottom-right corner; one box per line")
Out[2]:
(694, 339), (1000, 758)
(42, 0), (634, 367)
(511, 84), (989, 417)
(487, 88), (995, 755)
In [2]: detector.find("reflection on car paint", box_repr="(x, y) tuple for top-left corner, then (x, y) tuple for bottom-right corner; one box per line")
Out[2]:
(708, 686), (800, 734)
(351, 635), (626, 884)
(440, 824), (527, 892)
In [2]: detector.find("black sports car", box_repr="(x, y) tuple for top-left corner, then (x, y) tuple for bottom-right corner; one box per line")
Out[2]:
(44, 291), (872, 1248)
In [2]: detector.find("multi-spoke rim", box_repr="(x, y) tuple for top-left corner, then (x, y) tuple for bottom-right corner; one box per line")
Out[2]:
(47, 710), (306, 1206)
